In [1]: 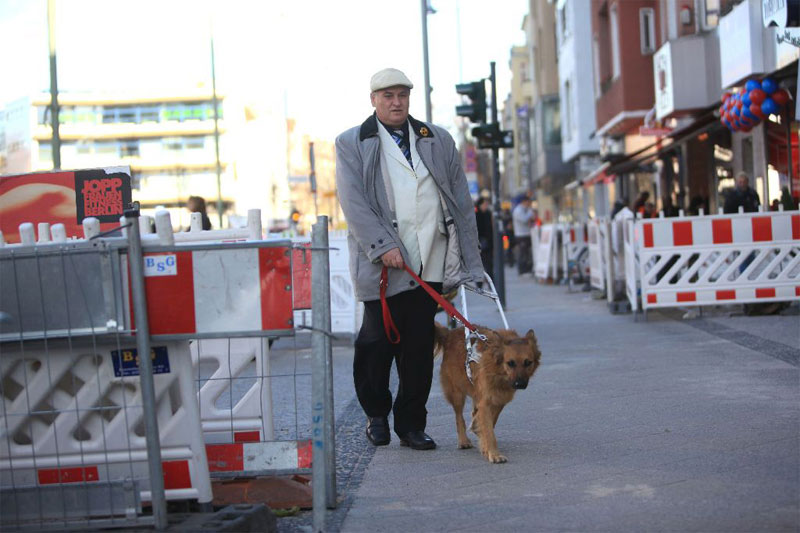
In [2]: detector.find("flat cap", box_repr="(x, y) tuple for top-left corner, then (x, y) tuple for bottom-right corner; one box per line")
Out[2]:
(370, 68), (414, 92)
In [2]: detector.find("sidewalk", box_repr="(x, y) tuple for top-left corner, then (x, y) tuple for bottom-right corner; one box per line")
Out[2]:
(289, 269), (799, 532)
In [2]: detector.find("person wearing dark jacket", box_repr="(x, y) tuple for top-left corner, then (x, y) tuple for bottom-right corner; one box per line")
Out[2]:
(724, 172), (760, 214)
(475, 197), (493, 277)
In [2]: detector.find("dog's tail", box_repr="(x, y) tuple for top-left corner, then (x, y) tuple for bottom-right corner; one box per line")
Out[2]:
(433, 322), (450, 359)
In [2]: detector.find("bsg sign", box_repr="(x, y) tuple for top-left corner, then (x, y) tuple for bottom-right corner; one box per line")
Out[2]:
(144, 254), (177, 277)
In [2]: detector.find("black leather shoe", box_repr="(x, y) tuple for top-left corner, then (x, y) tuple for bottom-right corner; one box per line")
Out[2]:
(366, 417), (390, 446)
(399, 430), (436, 450)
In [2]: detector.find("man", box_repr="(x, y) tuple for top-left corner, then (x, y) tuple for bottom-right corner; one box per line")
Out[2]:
(511, 196), (534, 274)
(724, 172), (761, 214)
(335, 68), (483, 450)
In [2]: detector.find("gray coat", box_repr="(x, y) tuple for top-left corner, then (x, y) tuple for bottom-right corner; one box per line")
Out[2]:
(335, 113), (484, 302)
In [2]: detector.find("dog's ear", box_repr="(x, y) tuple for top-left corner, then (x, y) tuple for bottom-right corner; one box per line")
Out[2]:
(525, 329), (538, 347)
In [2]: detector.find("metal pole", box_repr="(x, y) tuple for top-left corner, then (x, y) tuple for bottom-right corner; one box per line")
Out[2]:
(210, 33), (224, 228)
(47, 0), (61, 170)
(125, 203), (167, 530)
(489, 61), (506, 306)
(309, 142), (319, 218)
(314, 216), (337, 509)
(311, 216), (331, 530)
(420, 0), (433, 123)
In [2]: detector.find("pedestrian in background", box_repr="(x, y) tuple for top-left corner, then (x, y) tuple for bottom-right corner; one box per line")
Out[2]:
(475, 197), (493, 277)
(723, 172), (760, 214)
(633, 191), (650, 217)
(187, 195), (212, 230)
(335, 68), (483, 451)
(512, 196), (534, 274)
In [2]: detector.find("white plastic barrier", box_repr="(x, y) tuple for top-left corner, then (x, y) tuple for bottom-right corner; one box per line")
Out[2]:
(190, 338), (273, 444)
(534, 224), (558, 281)
(638, 210), (800, 309)
(294, 230), (363, 336)
(0, 340), (213, 509)
(623, 218), (641, 312)
(588, 219), (607, 291)
(561, 223), (589, 285)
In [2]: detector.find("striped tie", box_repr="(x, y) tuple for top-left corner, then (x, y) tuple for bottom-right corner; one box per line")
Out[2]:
(390, 130), (413, 166)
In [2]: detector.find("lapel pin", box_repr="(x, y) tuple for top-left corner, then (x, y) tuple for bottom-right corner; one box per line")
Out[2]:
(420, 127), (429, 137)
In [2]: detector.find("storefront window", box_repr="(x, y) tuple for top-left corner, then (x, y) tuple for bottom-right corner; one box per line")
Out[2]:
(543, 99), (561, 146)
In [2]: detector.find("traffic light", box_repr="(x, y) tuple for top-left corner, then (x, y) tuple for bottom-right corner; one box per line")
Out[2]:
(455, 81), (487, 123)
(471, 123), (514, 149)
(291, 209), (301, 223)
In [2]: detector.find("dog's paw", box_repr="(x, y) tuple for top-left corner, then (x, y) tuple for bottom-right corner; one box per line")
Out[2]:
(487, 452), (507, 464)
(457, 439), (473, 449)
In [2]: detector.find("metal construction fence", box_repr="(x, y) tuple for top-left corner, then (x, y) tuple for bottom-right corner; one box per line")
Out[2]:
(0, 207), (337, 531)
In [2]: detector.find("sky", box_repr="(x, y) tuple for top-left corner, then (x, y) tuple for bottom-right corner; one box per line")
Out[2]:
(0, 0), (528, 139)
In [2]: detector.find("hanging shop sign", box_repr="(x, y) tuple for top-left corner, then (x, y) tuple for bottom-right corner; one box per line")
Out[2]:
(0, 166), (132, 243)
(763, 0), (800, 28)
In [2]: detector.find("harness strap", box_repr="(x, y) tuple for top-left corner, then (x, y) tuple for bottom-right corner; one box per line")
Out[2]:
(379, 264), (485, 344)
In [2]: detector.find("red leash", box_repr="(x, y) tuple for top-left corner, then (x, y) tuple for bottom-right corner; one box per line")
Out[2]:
(380, 264), (482, 344)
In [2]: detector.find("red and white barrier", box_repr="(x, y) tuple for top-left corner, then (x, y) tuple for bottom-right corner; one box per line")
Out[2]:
(0, 340), (213, 505)
(560, 223), (589, 284)
(206, 439), (312, 474)
(638, 211), (799, 309)
(132, 244), (293, 338)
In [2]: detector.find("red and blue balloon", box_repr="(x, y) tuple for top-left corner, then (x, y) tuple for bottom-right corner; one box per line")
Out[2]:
(719, 78), (792, 132)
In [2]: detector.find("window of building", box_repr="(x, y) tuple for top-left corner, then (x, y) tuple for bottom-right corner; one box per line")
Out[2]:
(163, 137), (183, 151)
(564, 79), (573, 142)
(640, 8), (656, 54)
(543, 99), (562, 146)
(102, 107), (117, 123)
(139, 105), (159, 123)
(558, 1), (570, 43)
(701, 0), (720, 30)
(592, 35), (601, 98)
(113, 106), (135, 123)
(185, 136), (205, 150)
(610, 4), (621, 79)
(120, 140), (140, 157)
(39, 141), (52, 162)
(95, 141), (117, 155)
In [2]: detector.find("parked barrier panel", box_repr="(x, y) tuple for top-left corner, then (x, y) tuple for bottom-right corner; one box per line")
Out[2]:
(588, 219), (607, 291)
(638, 211), (799, 309)
(534, 224), (557, 281)
(0, 235), (211, 530)
(561, 223), (589, 288)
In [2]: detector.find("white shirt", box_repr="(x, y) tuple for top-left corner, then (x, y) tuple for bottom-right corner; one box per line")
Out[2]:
(512, 203), (533, 237)
(377, 120), (447, 282)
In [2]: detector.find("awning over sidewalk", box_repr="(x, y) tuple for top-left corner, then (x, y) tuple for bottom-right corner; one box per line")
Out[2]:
(604, 107), (722, 176)
(581, 162), (612, 188)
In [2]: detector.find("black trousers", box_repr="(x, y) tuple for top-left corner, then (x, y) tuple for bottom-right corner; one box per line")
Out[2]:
(516, 236), (532, 274)
(354, 284), (441, 436)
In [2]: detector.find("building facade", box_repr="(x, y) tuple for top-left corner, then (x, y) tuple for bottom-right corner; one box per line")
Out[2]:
(0, 91), (292, 230)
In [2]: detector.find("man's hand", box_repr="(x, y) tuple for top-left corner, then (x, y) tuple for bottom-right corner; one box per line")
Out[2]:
(381, 248), (404, 269)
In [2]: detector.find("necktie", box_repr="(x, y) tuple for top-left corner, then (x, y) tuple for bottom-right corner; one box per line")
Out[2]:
(390, 129), (413, 167)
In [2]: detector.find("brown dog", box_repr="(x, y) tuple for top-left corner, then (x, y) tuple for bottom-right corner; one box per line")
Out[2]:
(434, 323), (541, 463)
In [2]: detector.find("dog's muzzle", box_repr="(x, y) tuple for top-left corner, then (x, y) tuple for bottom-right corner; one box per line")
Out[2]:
(512, 379), (528, 390)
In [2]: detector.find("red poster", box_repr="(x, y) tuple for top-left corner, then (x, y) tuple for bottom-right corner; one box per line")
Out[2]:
(0, 167), (132, 243)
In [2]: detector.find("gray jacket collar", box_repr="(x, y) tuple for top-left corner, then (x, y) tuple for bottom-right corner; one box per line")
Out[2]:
(359, 113), (435, 141)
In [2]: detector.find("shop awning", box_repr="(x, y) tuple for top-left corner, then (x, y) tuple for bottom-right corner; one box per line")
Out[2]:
(605, 107), (722, 176)
(581, 162), (612, 187)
